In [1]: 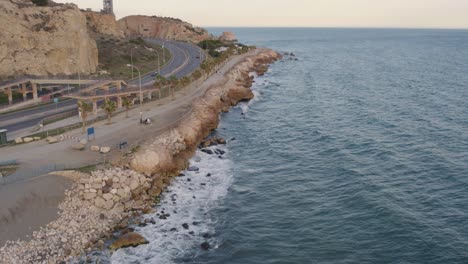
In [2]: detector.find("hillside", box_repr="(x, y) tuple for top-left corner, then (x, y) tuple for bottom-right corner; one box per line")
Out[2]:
(118, 15), (212, 43)
(0, 0), (98, 78)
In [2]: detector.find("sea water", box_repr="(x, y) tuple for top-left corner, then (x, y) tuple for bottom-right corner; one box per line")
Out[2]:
(111, 28), (468, 264)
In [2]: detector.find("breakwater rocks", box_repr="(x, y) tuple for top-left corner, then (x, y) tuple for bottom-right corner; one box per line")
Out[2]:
(0, 49), (280, 263)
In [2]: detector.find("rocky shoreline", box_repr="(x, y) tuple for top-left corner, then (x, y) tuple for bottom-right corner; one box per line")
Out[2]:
(0, 48), (281, 263)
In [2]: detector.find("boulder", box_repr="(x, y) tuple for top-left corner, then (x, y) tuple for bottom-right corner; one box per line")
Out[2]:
(109, 232), (149, 250)
(100, 147), (111, 154)
(91, 145), (100, 152)
(15, 138), (23, 144)
(46, 136), (59, 144)
(79, 139), (88, 145)
(94, 196), (106, 208)
(72, 144), (85, 151)
(219, 31), (237, 42)
(83, 192), (97, 200)
(33, 137), (41, 141)
(188, 166), (199, 172)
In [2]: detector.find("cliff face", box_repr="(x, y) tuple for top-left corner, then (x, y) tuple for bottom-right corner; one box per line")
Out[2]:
(0, 0), (98, 78)
(85, 11), (124, 38)
(118, 15), (212, 42)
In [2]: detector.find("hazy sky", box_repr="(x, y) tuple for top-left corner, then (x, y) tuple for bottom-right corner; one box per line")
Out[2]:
(54, 0), (468, 29)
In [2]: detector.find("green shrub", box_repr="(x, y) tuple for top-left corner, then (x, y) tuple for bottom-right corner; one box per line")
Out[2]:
(31, 0), (48, 6)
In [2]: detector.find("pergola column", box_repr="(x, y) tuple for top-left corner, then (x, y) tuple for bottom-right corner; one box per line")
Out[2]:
(21, 83), (27, 101)
(92, 99), (98, 115)
(117, 96), (122, 108)
(6, 87), (13, 105)
(32, 83), (38, 101)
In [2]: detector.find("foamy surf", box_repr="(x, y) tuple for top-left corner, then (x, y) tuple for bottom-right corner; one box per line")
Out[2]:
(110, 145), (232, 264)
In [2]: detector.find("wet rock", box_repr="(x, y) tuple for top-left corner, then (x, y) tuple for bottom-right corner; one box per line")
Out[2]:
(202, 233), (212, 239)
(182, 223), (189, 229)
(201, 149), (214, 155)
(170, 228), (177, 232)
(206, 173), (212, 177)
(178, 173), (185, 177)
(120, 228), (135, 235)
(216, 149), (225, 155)
(189, 231), (195, 235)
(201, 242), (211, 250)
(109, 232), (149, 250)
(188, 166), (199, 172)
(187, 178), (191, 182)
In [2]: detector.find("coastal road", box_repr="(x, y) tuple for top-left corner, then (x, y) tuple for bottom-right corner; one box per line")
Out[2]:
(0, 39), (205, 138)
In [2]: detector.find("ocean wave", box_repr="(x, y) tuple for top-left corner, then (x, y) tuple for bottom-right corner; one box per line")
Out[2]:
(110, 145), (233, 264)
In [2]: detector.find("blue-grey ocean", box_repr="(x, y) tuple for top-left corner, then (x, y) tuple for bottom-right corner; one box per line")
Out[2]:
(110, 28), (468, 263)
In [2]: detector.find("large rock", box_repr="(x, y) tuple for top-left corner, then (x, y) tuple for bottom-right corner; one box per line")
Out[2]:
(91, 145), (100, 152)
(23, 137), (34, 143)
(85, 11), (124, 38)
(46, 136), (59, 144)
(118, 15), (211, 43)
(72, 144), (86, 151)
(109, 232), (149, 250)
(0, 0), (98, 78)
(219, 31), (237, 42)
(14, 138), (23, 144)
(100, 147), (111, 154)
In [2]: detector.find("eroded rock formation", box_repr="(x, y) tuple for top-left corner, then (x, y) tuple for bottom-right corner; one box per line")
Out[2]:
(85, 11), (124, 38)
(118, 15), (212, 42)
(219, 31), (237, 42)
(0, 0), (98, 78)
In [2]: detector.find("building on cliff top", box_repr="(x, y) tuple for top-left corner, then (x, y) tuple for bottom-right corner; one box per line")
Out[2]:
(103, 0), (114, 15)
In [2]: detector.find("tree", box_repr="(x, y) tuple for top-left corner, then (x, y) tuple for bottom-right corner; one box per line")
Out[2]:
(169, 76), (179, 99)
(122, 96), (133, 118)
(102, 99), (116, 124)
(77, 101), (92, 134)
(31, 0), (48, 6)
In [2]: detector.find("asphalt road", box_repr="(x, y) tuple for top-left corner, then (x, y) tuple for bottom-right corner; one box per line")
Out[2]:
(0, 39), (204, 138)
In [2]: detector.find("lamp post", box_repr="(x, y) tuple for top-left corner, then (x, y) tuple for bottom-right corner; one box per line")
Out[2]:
(130, 46), (137, 80)
(126, 64), (142, 123)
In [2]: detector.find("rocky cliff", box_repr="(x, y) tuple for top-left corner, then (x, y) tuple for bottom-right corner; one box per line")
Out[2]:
(118, 15), (212, 42)
(85, 11), (124, 38)
(0, 0), (98, 78)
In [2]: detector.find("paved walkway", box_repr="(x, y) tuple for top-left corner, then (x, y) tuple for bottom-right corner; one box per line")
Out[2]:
(0, 49), (264, 185)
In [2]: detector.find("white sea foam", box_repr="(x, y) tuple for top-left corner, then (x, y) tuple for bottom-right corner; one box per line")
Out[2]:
(110, 145), (232, 264)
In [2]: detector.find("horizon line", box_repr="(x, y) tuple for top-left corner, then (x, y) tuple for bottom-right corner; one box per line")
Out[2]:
(201, 26), (468, 31)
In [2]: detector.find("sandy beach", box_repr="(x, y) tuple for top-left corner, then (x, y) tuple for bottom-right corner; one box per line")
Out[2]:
(0, 174), (72, 246)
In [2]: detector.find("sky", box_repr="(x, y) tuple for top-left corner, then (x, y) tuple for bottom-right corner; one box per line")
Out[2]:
(54, 0), (468, 29)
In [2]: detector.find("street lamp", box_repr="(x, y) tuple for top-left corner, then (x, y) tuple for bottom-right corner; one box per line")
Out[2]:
(126, 64), (142, 123)
(130, 46), (137, 80)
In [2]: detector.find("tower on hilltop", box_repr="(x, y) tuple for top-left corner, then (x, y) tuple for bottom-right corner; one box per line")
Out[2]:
(103, 0), (114, 15)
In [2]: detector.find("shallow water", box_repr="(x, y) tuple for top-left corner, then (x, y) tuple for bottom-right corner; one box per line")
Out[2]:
(111, 28), (468, 263)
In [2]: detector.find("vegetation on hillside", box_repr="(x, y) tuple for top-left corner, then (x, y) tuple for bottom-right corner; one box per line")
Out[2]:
(31, 0), (48, 6)
(96, 37), (171, 80)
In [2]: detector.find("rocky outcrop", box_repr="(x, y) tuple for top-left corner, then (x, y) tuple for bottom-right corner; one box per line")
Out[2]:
(85, 11), (124, 38)
(0, 0), (98, 78)
(219, 31), (237, 42)
(109, 232), (149, 250)
(118, 15), (211, 42)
